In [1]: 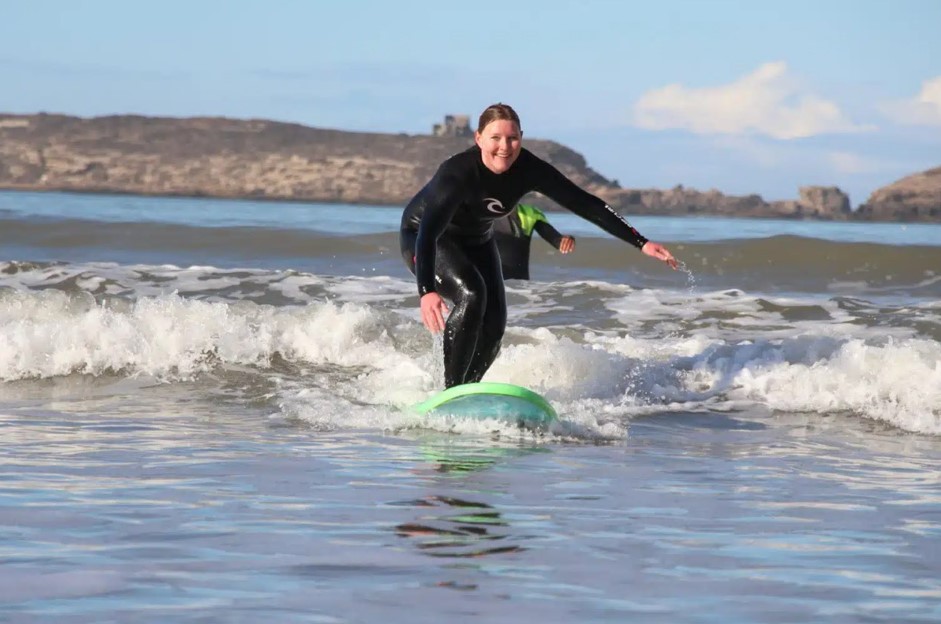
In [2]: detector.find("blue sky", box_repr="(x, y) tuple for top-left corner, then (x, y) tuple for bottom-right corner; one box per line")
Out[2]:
(2, 0), (940, 206)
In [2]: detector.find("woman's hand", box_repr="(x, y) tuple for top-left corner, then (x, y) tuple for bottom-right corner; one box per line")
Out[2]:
(559, 235), (576, 254)
(641, 241), (678, 269)
(420, 292), (449, 333)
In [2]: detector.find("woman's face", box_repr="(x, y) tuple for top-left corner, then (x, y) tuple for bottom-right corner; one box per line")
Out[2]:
(475, 119), (522, 174)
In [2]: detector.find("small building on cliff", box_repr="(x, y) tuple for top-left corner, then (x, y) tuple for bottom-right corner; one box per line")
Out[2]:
(432, 115), (472, 137)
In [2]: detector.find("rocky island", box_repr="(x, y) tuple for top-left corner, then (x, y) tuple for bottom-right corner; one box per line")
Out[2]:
(0, 113), (938, 222)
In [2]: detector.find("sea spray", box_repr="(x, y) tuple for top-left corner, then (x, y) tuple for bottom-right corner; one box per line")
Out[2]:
(431, 332), (445, 388)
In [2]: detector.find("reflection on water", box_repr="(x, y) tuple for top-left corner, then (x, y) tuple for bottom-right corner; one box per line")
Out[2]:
(392, 438), (537, 561)
(402, 430), (552, 475)
(393, 495), (523, 559)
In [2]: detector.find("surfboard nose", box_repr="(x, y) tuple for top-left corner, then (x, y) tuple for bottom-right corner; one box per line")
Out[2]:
(410, 382), (557, 429)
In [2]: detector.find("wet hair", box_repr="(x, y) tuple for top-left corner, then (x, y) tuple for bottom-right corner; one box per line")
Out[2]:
(477, 103), (521, 134)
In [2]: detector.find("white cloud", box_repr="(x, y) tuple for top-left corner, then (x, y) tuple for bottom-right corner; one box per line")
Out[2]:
(879, 76), (941, 127)
(633, 62), (870, 140)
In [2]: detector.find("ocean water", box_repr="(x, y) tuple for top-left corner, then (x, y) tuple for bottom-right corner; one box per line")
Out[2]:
(1, 190), (940, 623)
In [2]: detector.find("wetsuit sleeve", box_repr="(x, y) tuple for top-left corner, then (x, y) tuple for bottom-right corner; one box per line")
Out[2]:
(414, 174), (465, 296)
(532, 160), (648, 249)
(533, 219), (565, 249)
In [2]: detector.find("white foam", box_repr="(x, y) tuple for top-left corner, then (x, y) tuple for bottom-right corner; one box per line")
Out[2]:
(732, 337), (941, 434)
(2, 262), (939, 436)
(0, 290), (417, 381)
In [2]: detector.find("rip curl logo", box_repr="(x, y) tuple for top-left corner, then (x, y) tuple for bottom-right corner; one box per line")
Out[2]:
(483, 197), (508, 215)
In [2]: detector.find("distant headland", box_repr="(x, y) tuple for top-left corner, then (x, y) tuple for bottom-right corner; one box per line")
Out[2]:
(0, 113), (938, 222)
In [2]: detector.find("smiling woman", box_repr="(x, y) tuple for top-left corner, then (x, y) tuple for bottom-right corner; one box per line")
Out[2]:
(399, 102), (678, 389)
(476, 112), (523, 174)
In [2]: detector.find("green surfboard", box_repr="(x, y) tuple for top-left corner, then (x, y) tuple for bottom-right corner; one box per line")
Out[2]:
(411, 382), (558, 429)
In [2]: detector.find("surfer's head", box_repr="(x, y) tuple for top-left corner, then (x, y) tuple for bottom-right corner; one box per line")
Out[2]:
(475, 103), (523, 175)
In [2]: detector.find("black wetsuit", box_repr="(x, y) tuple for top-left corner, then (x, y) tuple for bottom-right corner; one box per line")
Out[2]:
(493, 205), (565, 280)
(400, 145), (648, 388)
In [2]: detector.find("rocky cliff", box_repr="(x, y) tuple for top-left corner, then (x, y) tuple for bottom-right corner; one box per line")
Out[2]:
(0, 113), (619, 206)
(856, 166), (941, 221)
(0, 113), (936, 221)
